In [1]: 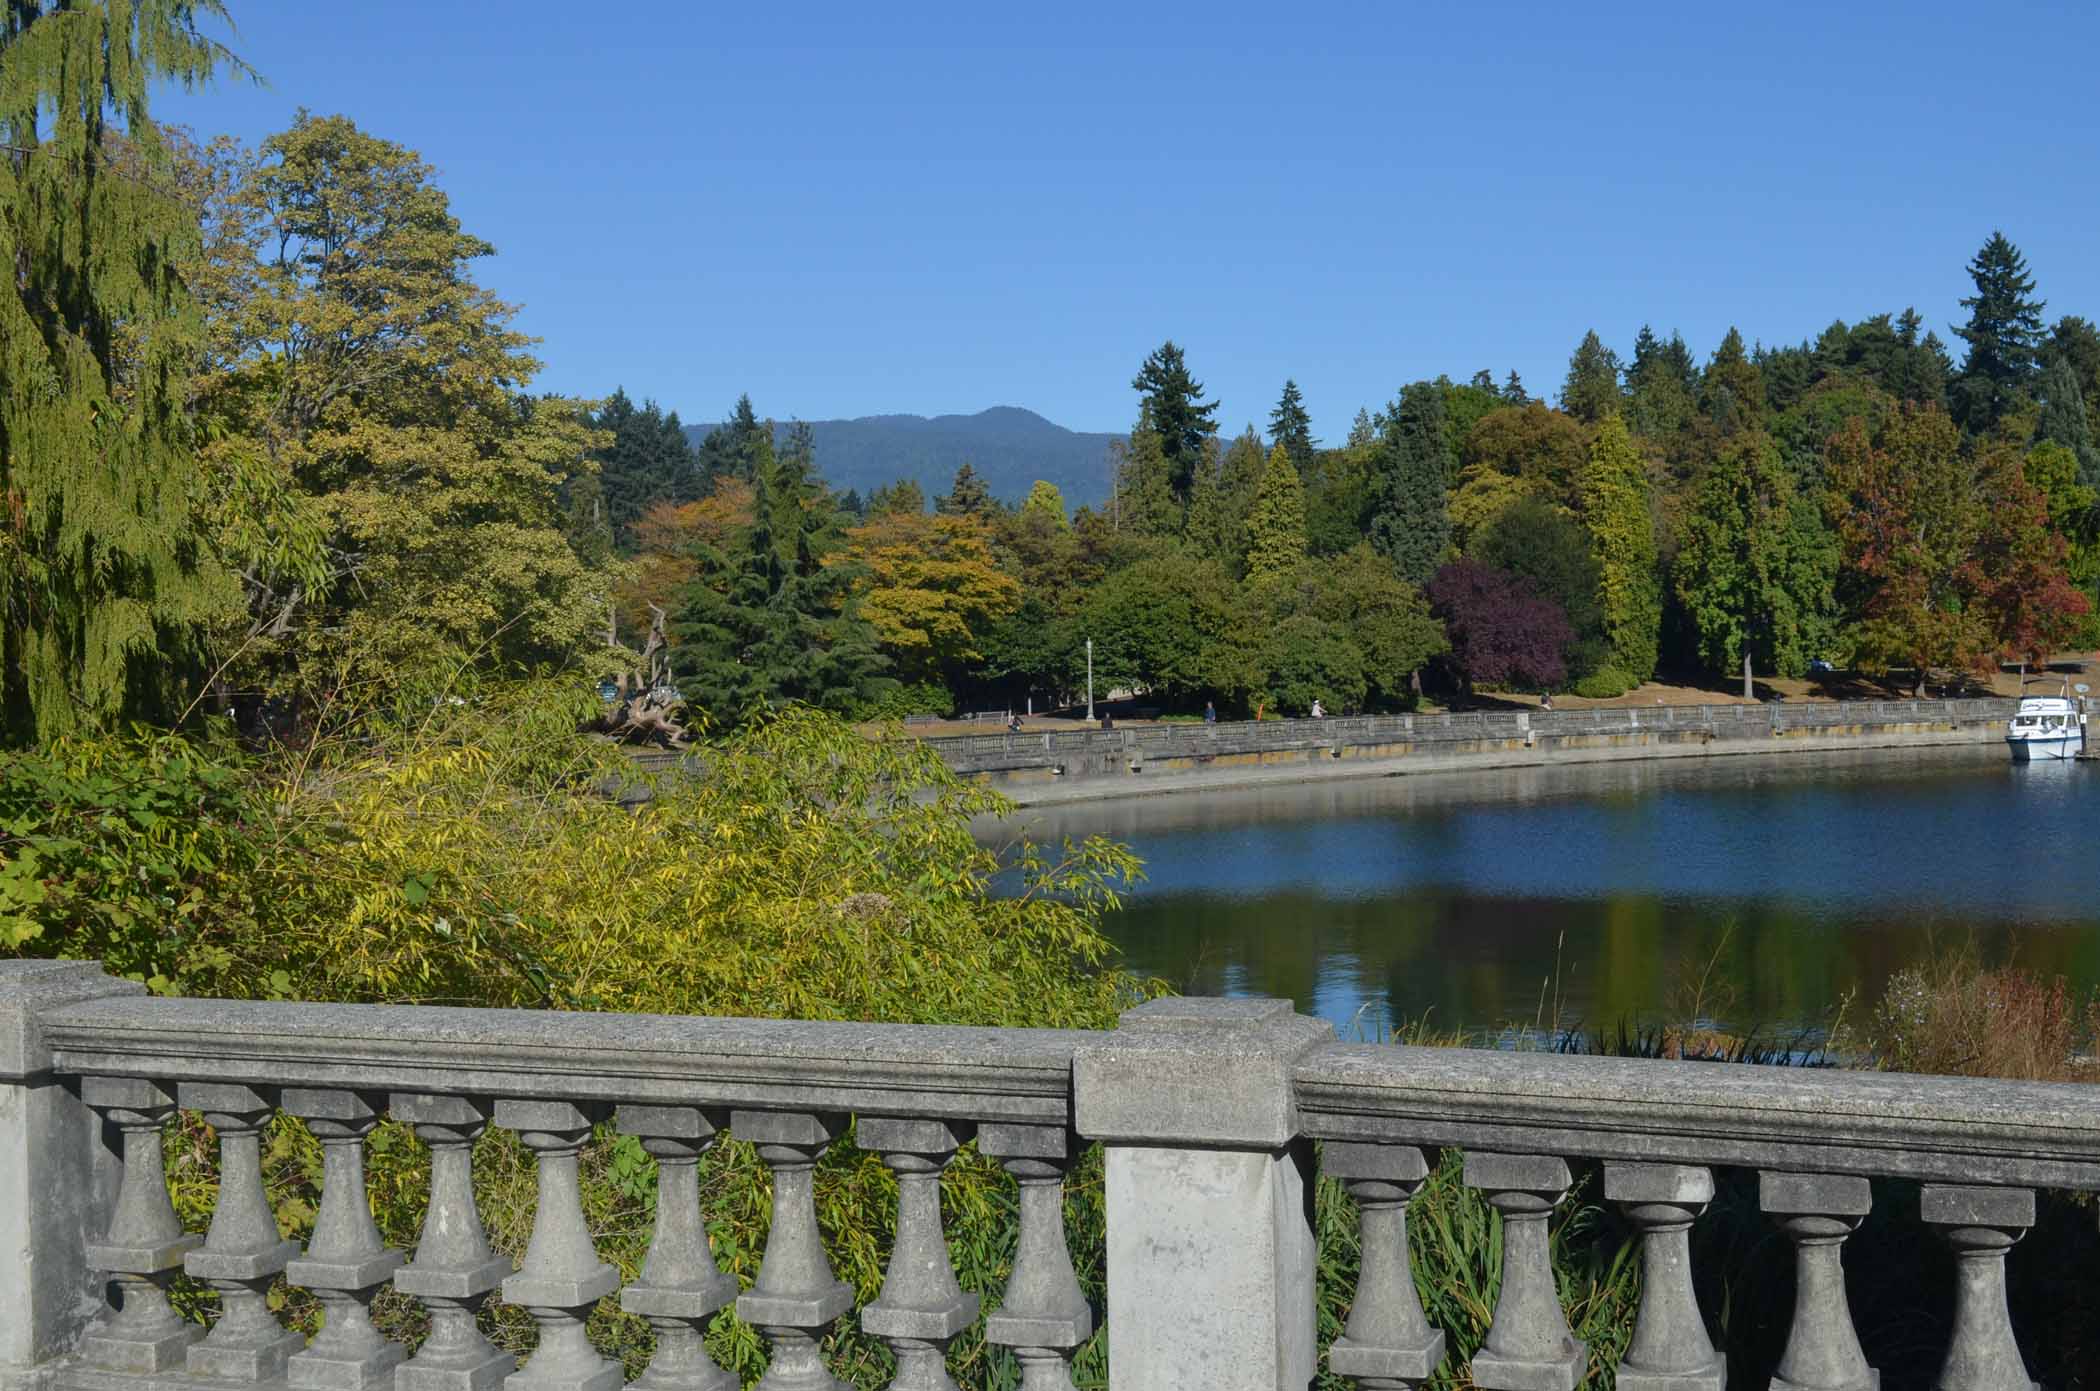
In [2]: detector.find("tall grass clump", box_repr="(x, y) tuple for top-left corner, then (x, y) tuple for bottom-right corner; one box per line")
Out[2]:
(1866, 945), (2099, 1081)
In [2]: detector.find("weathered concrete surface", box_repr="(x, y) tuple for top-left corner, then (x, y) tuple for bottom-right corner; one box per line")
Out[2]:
(1103, 1144), (1316, 1391)
(0, 963), (139, 1391)
(977, 719), (2006, 808)
(1081, 998), (1327, 1391)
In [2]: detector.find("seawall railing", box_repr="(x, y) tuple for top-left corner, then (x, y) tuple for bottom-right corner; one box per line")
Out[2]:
(0, 959), (2082, 1391)
(928, 696), (2019, 776)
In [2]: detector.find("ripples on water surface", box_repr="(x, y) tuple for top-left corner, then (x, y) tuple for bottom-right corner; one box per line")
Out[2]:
(997, 747), (2100, 1039)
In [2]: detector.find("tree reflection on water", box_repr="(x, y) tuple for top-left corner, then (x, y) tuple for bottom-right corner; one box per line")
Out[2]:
(998, 746), (2100, 1039)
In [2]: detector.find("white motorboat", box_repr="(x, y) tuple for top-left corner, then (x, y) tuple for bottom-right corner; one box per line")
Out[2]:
(2006, 693), (2085, 761)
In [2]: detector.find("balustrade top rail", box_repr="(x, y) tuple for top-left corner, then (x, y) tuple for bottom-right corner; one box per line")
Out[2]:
(1296, 1043), (2100, 1189)
(27, 980), (2083, 1179)
(39, 995), (1092, 1124)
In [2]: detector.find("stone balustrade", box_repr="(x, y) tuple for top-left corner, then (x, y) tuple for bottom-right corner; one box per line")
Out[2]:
(919, 696), (2017, 782)
(0, 958), (2094, 1391)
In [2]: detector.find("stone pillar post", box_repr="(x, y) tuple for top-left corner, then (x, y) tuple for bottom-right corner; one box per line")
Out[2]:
(858, 1118), (978, 1391)
(495, 1100), (621, 1391)
(1464, 1152), (1585, 1391)
(1322, 1141), (1444, 1391)
(1919, 1185), (2036, 1391)
(1605, 1163), (1722, 1391)
(1761, 1172), (1877, 1391)
(730, 1110), (852, 1391)
(0, 961), (143, 1391)
(979, 1123), (1090, 1391)
(615, 1104), (737, 1391)
(1073, 997), (1332, 1391)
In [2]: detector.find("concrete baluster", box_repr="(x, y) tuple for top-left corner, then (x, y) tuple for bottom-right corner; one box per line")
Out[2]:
(1323, 1142), (1444, 1391)
(495, 1100), (621, 1391)
(1920, 1185), (2037, 1391)
(281, 1089), (405, 1389)
(731, 1110), (852, 1391)
(615, 1105), (737, 1391)
(1605, 1163), (1723, 1391)
(859, 1119), (979, 1391)
(1464, 1152), (1586, 1391)
(979, 1124), (1090, 1391)
(390, 1094), (515, 1391)
(1761, 1172), (1877, 1391)
(180, 1082), (306, 1382)
(79, 1077), (202, 1373)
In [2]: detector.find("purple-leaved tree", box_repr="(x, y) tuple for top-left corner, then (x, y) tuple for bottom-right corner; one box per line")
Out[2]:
(1427, 561), (1574, 693)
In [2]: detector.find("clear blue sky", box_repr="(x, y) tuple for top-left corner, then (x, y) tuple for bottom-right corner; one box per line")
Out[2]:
(159, 1), (2100, 442)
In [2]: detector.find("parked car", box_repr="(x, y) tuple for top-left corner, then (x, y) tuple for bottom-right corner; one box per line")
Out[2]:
(1807, 658), (1835, 675)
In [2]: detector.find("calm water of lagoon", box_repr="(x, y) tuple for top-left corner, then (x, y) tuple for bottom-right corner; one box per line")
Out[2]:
(996, 746), (2100, 1040)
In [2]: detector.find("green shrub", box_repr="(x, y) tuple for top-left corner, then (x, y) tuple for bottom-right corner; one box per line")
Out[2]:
(1570, 667), (1636, 699)
(19, 686), (1153, 1389)
(845, 679), (953, 721)
(0, 732), (270, 993)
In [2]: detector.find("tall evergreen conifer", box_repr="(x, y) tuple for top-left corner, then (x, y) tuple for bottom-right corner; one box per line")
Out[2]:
(936, 462), (993, 516)
(1369, 383), (1452, 585)
(1561, 331), (1624, 423)
(1244, 445), (1308, 584)
(1952, 231), (2046, 434)
(1269, 380), (1316, 475)
(1132, 341), (1220, 502)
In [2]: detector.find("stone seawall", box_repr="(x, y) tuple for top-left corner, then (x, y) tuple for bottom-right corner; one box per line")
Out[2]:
(927, 698), (2019, 807)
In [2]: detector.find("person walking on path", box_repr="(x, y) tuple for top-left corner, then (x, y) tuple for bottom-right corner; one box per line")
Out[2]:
(1204, 701), (1216, 724)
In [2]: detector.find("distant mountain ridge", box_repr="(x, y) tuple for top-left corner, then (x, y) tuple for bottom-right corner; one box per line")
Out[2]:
(684, 406), (1122, 507)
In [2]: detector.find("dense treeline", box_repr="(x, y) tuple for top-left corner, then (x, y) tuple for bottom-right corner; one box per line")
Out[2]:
(1, 6), (2090, 739)
(608, 234), (2093, 720)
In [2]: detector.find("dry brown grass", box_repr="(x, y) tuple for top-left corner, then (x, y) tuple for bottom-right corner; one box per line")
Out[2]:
(1864, 946), (2100, 1081)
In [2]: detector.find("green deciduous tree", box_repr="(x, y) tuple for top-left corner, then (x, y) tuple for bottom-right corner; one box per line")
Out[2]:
(1, 1), (242, 743)
(1077, 550), (1254, 708)
(193, 113), (605, 700)
(831, 510), (1020, 684)
(1579, 416), (1660, 681)
(1674, 437), (1819, 693)
(1825, 405), (1983, 690)
(1020, 480), (1069, 529)
(1952, 231), (2046, 435)
(1244, 444), (1308, 583)
(1471, 497), (1605, 676)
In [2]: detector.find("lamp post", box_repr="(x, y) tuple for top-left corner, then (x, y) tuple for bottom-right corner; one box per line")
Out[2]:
(1086, 638), (1094, 723)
